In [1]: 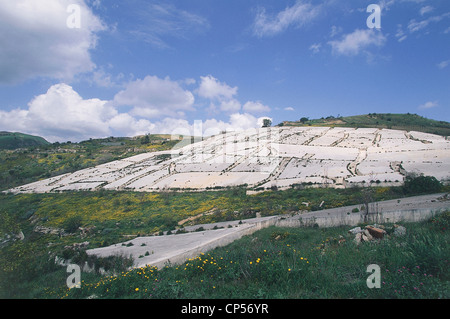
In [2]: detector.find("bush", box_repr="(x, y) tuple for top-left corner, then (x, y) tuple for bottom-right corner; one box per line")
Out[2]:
(403, 175), (442, 195)
(63, 216), (83, 233)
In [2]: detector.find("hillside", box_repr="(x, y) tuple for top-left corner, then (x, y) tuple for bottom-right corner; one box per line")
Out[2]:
(279, 113), (450, 137)
(6, 125), (450, 194)
(0, 132), (50, 150)
(0, 134), (182, 191)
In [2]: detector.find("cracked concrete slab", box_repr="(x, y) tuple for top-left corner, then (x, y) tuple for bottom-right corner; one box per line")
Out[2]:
(6, 127), (450, 194)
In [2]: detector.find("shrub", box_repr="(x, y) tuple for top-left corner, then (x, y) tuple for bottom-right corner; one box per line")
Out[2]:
(63, 216), (82, 233)
(403, 175), (442, 195)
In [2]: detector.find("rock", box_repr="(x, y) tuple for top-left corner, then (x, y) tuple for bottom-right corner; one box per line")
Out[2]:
(34, 225), (66, 236)
(365, 226), (386, 239)
(393, 225), (406, 237)
(64, 241), (89, 250)
(80, 226), (96, 238)
(363, 229), (373, 241)
(348, 227), (362, 235)
(354, 233), (362, 244)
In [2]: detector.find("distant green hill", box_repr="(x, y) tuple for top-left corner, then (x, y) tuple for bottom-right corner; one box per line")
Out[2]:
(279, 113), (450, 137)
(0, 132), (50, 150)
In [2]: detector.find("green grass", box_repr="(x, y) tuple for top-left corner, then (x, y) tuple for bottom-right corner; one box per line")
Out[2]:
(0, 132), (50, 150)
(0, 185), (416, 245)
(0, 184), (448, 299)
(280, 113), (450, 136)
(55, 211), (449, 299)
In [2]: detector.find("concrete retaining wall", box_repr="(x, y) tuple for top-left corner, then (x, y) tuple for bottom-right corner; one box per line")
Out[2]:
(276, 208), (446, 229)
(138, 208), (446, 269)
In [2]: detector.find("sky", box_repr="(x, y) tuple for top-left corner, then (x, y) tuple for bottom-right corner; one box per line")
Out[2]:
(0, 0), (449, 143)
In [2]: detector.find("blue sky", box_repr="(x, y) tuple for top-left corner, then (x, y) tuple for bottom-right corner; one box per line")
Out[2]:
(0, 0), (449, 142)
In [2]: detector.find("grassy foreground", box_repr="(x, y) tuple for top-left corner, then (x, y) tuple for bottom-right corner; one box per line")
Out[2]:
(54, 212), (449, 299)
(1, 185), (448, 299)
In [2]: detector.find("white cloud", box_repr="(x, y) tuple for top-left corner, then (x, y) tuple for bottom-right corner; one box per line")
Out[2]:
(418, 101), (438, 109)
(252, 1), (321, 37)
(0, 0), (105, 83)
(437, 60), (450, 69)
(378, 0), (428, 12)
(108, 113), (152, 137)
(128, 2), (209, 49)
(197, 75), (238, 100)
(329, 29), (386, 56)
(143, 113), (267, 138)
(113, 75), (195, 119)
(0, 83), (118, 142)
(408, 19), (430, 33)
(330, 25), (343, 38)
(0, 82), (270, 142)
(309, 43), (321, 54)
(408, 13), (450, 33)
(395, 24), (408, 42)
(219, 99), (242, 112)
(242, 101), (271, 113)
(284, 107), (295, 111)
(420, 6), (434, 16)
(89, 0), (102, 9)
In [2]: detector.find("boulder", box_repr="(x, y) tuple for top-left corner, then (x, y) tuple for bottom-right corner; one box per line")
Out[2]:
(393, 225), (406, 237)
(365, 225), (386, 239)
(363, 229), (373, 241)
(348, 227), (362, 235)
(354, 233), (362, 244)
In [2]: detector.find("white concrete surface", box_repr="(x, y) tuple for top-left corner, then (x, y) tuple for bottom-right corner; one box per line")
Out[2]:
(5, 127), (450, 194)
(87, 216), (279, 269)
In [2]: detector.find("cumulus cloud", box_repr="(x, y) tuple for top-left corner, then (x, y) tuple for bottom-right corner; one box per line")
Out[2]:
(243, 101), (271, 113)
(329, 29), (386, 56)
(418, 101), (438, 109)
(0, 82), (269, 142)
(0, 83), (117, 142)
(253, 1), (321, 37)
(197, 75), (238, 100)
(113, 75), (195, 118)
(0, 0), (105, 83)
(108, 113), (152, 137)
(133, 113), (267, 138)
(219, 99), (242, 113)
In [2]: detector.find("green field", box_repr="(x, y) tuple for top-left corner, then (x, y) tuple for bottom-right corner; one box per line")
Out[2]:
(0, 182), (448, 299)
(0, 132), (50, 150)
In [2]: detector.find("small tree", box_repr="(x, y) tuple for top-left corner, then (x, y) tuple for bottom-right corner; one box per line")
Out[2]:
(300, 117), (309, 124)
(141, 134), (150, 145)
(403, 174), (442, 195)
(63, 216), (83, 233)
(262, 119), (272, 128)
